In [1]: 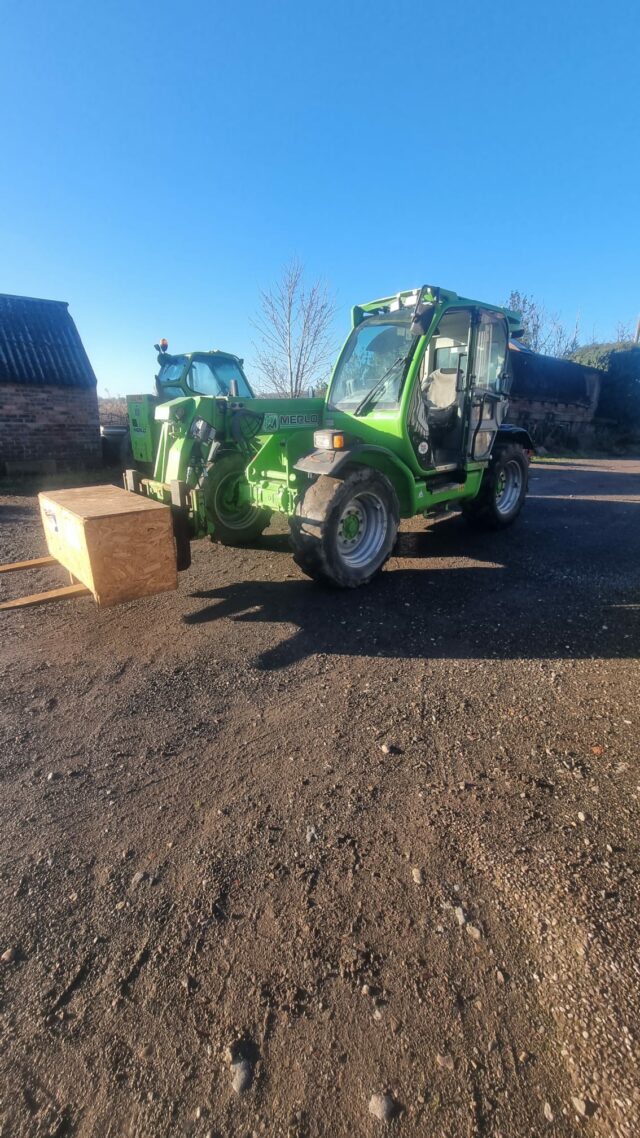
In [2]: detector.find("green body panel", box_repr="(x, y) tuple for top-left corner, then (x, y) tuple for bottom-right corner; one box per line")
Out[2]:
(127, 394), (159, 464)
(245, 399), (325, 512)
(142, 395), (325, 528)
(137, 285), (524, 541)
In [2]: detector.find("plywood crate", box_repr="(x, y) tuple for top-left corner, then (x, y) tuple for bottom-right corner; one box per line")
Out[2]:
(38, 485), (178, 607)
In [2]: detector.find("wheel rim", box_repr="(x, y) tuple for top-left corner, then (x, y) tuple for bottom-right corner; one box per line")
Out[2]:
(336, 491), (388, 569)
(213, 471), (260, 530)
(495, 459), (523, 517)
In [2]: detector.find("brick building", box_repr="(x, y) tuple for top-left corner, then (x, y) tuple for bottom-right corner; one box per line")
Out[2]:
(0, 293), (101, 473)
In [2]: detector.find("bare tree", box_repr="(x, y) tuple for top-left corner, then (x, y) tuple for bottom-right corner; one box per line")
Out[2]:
(614, 320), (634, 344)
(546, 313), (580, 358)
(506, 290), (579, 358)
(252, 259), (336, 397)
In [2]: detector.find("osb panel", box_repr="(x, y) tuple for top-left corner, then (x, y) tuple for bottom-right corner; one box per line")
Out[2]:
(39, 499), (97, 594)
(85, 508), (177, 607)
(40, 484), (169, 519)
(39, 488), (178, 607)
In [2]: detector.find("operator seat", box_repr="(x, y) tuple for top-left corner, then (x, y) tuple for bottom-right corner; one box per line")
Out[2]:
(422, 367), (459, 433)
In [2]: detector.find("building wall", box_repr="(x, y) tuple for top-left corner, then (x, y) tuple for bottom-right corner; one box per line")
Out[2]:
(0, 382), (101, 471)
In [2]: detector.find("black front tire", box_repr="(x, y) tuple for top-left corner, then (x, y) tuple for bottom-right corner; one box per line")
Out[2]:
(290, 467), (399, 587)
(204, 454), (271, 545)
(462, 443), (528, 529)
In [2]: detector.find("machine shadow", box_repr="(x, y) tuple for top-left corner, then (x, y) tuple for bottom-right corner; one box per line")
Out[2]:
(0, 503), (38, 523)
(185, 492), (640, 671)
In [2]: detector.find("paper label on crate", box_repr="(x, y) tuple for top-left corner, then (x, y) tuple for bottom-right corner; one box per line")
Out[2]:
(43, 507), (59, 534)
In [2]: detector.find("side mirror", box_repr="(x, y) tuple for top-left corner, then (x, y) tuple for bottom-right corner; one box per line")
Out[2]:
(410, 304), (436, 338)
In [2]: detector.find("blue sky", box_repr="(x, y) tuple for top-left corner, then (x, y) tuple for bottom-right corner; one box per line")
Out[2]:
(1, 0), (638, 395)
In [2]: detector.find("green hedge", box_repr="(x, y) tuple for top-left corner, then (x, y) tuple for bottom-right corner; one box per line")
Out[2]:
(571, 343), (640, 429)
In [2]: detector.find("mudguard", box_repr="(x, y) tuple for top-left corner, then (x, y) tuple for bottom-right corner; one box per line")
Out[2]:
(495, 424), (535, 452)
(294, 444), (416, 515)
(294, 448), (358, 476)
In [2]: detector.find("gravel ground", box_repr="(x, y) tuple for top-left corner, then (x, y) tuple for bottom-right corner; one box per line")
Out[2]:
(0, 458), (639, 1138)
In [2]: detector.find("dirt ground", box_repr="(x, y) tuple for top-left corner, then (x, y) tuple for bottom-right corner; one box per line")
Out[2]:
(1, 458), (639, 1138)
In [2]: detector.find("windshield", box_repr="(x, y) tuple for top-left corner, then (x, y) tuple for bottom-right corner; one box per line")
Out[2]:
(187, 356), (252, 398)
(329, 311), (416, 412)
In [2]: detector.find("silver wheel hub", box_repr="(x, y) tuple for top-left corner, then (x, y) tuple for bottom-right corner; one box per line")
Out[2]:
(495, 459), (523, 516)
(336, 491), (388, 569)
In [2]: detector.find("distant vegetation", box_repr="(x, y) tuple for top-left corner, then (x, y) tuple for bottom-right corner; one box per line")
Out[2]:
(98, 395), (128, 424)
(505, 290), (579, 358)
(571, 342), (640, 435)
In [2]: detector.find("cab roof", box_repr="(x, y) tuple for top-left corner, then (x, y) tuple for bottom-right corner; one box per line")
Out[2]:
(354, 286), (524, 337)
(160, 348), (244, 364)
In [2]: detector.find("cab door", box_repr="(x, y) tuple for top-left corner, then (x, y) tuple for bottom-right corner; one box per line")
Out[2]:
(467, 310), (510, 462)
(408, 307), (472, 471)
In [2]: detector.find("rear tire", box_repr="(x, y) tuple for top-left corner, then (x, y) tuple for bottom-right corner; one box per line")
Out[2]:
(462, 443), (528, 529)
(290, 467), (399, 587)
(204, 454), (271, 545)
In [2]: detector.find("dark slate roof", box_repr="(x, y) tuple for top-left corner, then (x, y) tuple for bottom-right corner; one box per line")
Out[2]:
(0, 293), (97, 389)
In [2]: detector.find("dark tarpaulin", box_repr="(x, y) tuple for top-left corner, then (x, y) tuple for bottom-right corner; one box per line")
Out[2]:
(0, 293), (97, 389)
(509, 342), (600, 404)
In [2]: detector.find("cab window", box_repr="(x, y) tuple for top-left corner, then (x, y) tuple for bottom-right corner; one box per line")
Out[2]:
(419, 308), (471, 390)
(473, 312), (508, 390)
(158, 384), (185, 400)
(187, 357), (252, 397)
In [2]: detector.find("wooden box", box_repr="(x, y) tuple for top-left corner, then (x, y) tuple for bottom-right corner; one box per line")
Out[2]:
(38, 485), (178, 607)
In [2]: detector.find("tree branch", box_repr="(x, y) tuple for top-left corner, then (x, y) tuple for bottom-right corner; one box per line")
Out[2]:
(251, 259), (336, 396)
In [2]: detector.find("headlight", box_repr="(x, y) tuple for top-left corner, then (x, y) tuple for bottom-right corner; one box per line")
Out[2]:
(314, 429), (347, 450)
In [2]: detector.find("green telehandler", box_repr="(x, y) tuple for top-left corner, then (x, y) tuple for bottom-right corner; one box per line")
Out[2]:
(125, 285), (534, 588)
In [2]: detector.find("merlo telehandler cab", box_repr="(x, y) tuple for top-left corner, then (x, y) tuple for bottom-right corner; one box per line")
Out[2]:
(126, 344), (254, 467)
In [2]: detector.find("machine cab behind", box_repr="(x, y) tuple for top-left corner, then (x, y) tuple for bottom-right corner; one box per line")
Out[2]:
(127, 343), (254, 466)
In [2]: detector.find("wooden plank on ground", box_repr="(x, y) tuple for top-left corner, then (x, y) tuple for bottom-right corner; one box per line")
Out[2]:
(0, 555), (57, 574)
(0, 583), (91, 610)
